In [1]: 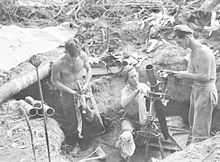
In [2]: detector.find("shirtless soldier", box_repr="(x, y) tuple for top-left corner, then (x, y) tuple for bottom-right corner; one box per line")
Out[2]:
(51, 39), (104, 154)
(171, 25), (218, 143)
(116, 66), (150, 160)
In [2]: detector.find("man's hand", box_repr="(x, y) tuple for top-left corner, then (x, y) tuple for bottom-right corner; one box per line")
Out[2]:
(137, 86), (145, 94)
(82, 83), (89, 93)
(72, 90), (80, 97)
(157, 69), (175, 79)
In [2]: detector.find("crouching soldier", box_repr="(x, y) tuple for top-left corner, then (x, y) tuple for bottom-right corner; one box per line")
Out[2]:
(116, 66), (150, 161)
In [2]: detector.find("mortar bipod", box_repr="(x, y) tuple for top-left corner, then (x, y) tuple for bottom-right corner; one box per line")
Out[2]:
(78, 145), (106, 162)
(145, 64), (183, 150)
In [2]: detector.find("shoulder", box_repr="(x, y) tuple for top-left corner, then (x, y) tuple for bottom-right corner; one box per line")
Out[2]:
(197, 45), (213, 61)
(121, 84), (129, 93)
(53, 56), (66, 69)
(200, 45), (212, 56)
(138, 82), (150, 91)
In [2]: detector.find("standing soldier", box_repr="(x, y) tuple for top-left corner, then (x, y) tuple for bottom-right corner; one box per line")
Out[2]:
(171, 25), (218, 144)
(51, 38), (104, 155)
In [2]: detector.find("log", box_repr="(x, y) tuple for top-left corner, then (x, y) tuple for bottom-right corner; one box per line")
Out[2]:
(0, 61), (121, 105)
(0, 63), (50, 104)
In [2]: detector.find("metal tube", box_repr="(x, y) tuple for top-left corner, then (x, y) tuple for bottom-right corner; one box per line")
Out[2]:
(25, 96), (35, 105)
(157, 135), (165, 159)
(37, 107), (43, 116)
(146, 64), (157, 87)
(18, 100), (37, 116)
(37, 104), (55, 117)
(25, 96), (41, 108)
(44, 104), (55, 117)
(145, 64), (169, 139)
(33, 101), (42, 109)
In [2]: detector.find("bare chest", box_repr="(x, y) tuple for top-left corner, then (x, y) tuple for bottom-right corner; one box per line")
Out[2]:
(191, 53), (201, 70)
(62, 58), (84, 74)
(126, 89), (139, 112)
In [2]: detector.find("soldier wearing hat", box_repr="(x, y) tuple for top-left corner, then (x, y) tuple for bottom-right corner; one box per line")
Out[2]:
(171, 24), (218, 144)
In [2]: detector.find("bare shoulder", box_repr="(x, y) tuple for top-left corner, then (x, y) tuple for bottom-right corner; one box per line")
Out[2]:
(121, 84), (129, 94)
(139, 82), (150, 91)
(53, 55), (66, 69)
(200, 45), (212, 57)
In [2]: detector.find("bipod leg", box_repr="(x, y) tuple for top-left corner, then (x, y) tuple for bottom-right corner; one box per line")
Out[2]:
(168, 135), (183, 150)
(144, 139), (150, 162)
(154, 100), (169, 139)
(157, 135), (165, 159)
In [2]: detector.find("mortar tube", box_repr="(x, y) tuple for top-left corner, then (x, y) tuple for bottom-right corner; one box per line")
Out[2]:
(98, 60), (107, 67)
(92, 62), (99, 67)
(25, 96), (35, 105)
(112, 60), (122, 67)
(33, 101), (42, 109)
(122, 60), (129, 67)
(108, 59), (115, 66)
(37, 104), (55, 117)
(18, 100), (37, 117)
(44, 104), (55, 117)
(25, 96), (42, 108)
(37, 107), (43, 116)
(146, 64), (157, 87)
(149, 82), (160, 92)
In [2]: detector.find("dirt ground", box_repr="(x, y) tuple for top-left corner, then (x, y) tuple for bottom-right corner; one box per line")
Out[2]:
(1, 0), (220, 162)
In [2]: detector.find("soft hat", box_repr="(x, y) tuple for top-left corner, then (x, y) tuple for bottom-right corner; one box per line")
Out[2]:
(115, 130), (136, 157)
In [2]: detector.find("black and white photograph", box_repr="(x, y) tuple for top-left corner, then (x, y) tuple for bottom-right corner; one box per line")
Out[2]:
(1, 0), (220, 161)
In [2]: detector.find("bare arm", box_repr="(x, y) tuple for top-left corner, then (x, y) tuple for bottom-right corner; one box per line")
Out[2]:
(51, 61), (78, 95)
(187, 55), (195, 73)
(175, 50), (211, 82)
(81, 51), (92, 89)
(173, 56), (194, 75)
(120, 87), (140, 108)
(163, 55), (194, 74)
